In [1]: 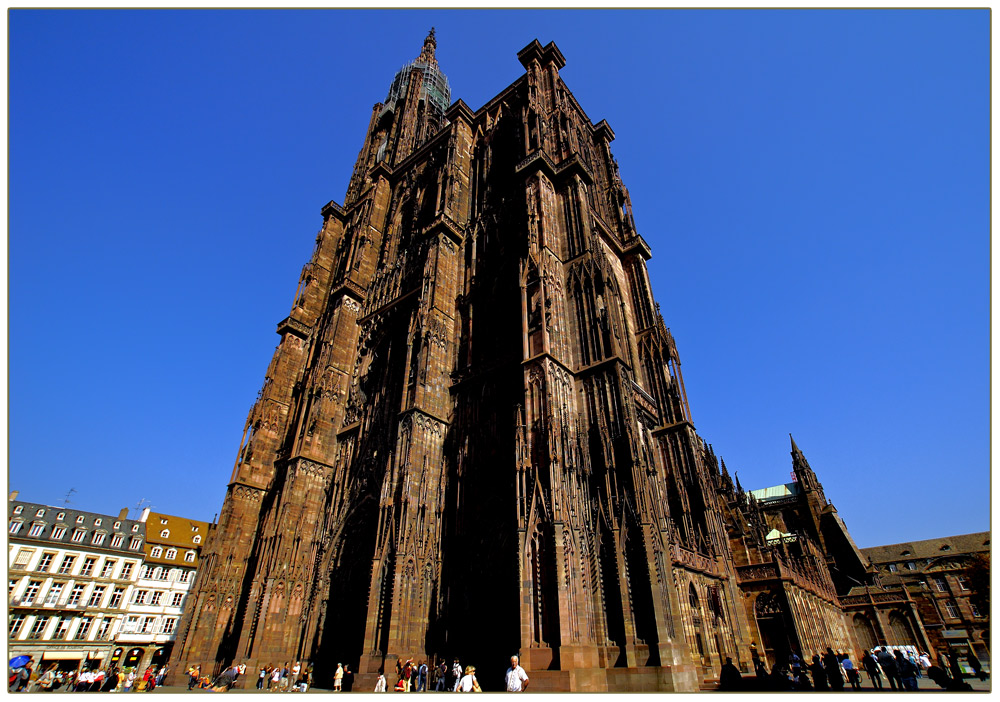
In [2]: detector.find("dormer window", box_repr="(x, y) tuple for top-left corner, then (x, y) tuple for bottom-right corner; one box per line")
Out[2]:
(160, 530), (170, 539)
(150, 547), (162, 558)
(901, 550), (911, 556)
(114, 521), (121, 529)
(57, 512), (65, 521)
(941, 545), (952, 552)
(132, 525), (139, 533)
(160, 519), (168, 525)
(193, 535), (202, 544)
(13, 506), (22, 515)
(95, 519), (102, 527)
(35, 509), (45, 518)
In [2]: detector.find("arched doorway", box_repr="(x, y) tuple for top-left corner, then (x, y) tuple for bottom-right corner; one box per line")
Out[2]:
(852, 613), (878, 652)
(887, 611), (918, 646)
(109, 648), (124, 669)
(754, 591), (796, 667)
(123, 647), (145, 669)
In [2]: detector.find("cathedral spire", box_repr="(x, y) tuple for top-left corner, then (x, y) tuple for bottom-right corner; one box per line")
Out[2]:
(419, 27), (438, 64)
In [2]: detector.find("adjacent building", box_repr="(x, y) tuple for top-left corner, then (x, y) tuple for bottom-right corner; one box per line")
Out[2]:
(862, 533), (990, 673)
(114, 509), (211, 673)
(7, 495), (211, 676)
(7, 495), (145, 673)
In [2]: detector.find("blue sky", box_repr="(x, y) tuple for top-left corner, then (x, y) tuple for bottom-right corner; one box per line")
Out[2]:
(9, 9), (989, 547)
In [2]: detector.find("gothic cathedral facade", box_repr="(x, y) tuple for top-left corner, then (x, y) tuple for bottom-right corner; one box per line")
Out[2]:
(169, 34), (930, 692)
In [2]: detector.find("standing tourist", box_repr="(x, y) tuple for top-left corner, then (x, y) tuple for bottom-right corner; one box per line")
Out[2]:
(334, 663), (344, 692)
(457, 666), (480, 692)
(895, 650), (918, 690)
(841, 654), (861, 690)
(374, 667), (387, 692)
(417, 660), (428, 691)
(257, 667), (266, 689)
(876, 647), (900, 690)
(718, 657), (742, 691)
(808, 655), (828, 690)
(504, 655), (529, 692)
(823, 648), (844, 690)
(270, 666), (281, 690)
(862, 650), (882, 689)
(451, 659), (462, 692)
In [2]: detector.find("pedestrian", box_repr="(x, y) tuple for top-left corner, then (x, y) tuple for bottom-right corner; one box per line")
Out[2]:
(457, 665), (480, 692)
(718, 657), (742, 691)
(344, 665), (355, 692)
(809, 654), (828, 690)
(417, 660), (428, 691)
(788, 652), (802, 679)
(823, 648), (844, 690)
(451, 659), (462, 692)
(504, 655), (529, 692)
(280, 665), (289, 691)
(861, 650), (882, 690)
(14, 662), (32, 692)
(876, 647), (900, 690)
(188, 665), (201, 690)
(334, 663), (344, 692)
(258, 667), (266, 689)
(917, 651), (931, 677)
(841, 654), (861, 690)
(403, 660), (413, 692)
(270, 666), (281, 690)
(374, 667), (387, 692)
(895, 650), (918, 690)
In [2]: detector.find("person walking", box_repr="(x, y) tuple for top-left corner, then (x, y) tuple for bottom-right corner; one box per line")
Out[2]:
(457, 666), (479, 692)
(841, 654), (861, 690)
(862, 650), (882, 690)
(877, 647), (900, 690)
(504, 655), (529, 692)
(895, 650), (918, 690)
(917, 651), (932, 678)
(417, 660), (428, 691)
(374, 668), (387, 692)
(808, 655), (828, 690)
(451, 659), (462, 692)
(434, 660), (446, 691)
(823, 648), (844, 691)
(718, 657), (742, 691)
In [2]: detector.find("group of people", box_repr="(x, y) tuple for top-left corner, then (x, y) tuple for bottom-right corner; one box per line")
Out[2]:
(374, 655), (530, 693)
(719, 646), (983, 692)
(8, 659), (168, 693)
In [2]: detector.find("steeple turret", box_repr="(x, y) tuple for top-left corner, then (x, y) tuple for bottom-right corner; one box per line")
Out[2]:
(790, 434), (824, 498)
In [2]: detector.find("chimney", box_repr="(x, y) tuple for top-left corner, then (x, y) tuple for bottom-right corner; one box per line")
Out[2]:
(119, 508), (129, 520)
(9, 490), (18, 502)
(140, 507), (151, 523)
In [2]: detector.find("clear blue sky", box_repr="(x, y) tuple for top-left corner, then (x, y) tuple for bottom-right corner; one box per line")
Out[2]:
(10, 9), (989, 548)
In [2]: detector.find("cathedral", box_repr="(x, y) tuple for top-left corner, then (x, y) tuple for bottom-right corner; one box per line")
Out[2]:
(169, 33), (931, 692)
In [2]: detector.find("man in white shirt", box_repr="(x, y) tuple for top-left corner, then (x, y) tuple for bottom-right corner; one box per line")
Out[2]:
(504, 655), (529, 692)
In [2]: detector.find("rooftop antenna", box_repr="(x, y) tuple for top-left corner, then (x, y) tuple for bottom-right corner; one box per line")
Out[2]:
(134, 497), (152, 518)
(62, 488), (77, 506)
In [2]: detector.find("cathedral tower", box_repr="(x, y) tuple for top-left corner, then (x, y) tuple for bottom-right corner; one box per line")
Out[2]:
(170, 34), (757, 692)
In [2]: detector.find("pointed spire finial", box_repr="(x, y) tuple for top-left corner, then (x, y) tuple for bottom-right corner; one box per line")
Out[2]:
(790, 433), (801, 454)
(418, 27), (438, 64)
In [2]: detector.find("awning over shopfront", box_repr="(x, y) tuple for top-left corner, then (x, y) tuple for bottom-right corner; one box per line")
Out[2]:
(41, 651), (86, 660)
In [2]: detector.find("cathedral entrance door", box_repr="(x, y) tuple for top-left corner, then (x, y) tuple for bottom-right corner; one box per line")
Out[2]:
(754, 592), (794, 668)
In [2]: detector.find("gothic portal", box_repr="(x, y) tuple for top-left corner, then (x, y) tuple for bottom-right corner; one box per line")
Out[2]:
(169, 34), (926, 692)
